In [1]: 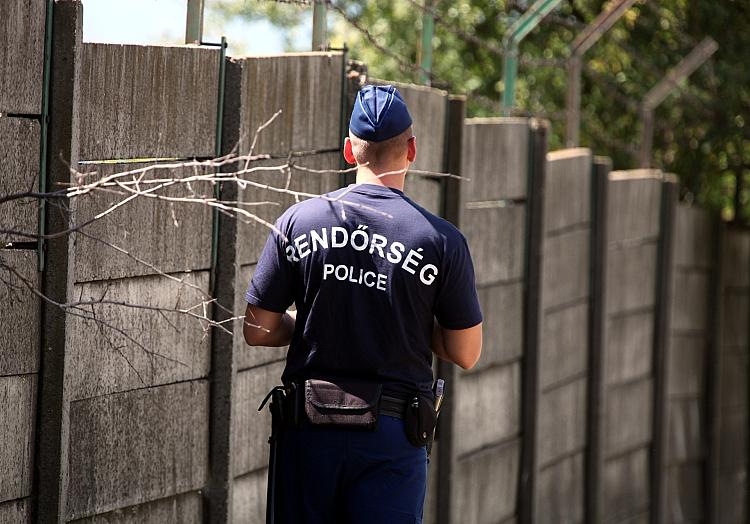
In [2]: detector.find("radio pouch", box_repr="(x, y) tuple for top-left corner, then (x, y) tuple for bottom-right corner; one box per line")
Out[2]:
(404, 395), (437, 448)
(304, 379), (382, 430)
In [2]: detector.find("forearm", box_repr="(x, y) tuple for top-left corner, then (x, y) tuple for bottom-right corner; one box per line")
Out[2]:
(244, 308), (296, 347)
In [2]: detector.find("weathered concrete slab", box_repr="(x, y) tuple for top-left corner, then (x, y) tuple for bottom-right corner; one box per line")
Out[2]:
(663, 463), (704, 523)
(718, 350), (748, 410)
(474, 281), (523, 370)
(452, 440), (519, 524)
(233, 469), (267, 524)
(0, 497), (30, 524)
(238, 53), (343, 156)
(670, 270), (710, 332)
(454, 364), (520, 455)
(721, 291), (749, 350)
(372, 80), (448, 175)
(717, 409), (747, 475)
(66, 380), (209, 520)
(602, 447), (650, 523)
(404, 175), (442, 215)
(607, 171), (662, 243)
(666, 398), (703, 463)
(73, 162), (213, 282)
(0, 375), (36, 504)
(236, 152), (341, 266)
(542, 228), (589, 310)
(461, 118), (529, 202)
(0, 0), (45, 113)
(0, 250), (40, 376)
(666, 336), (704, 397)
(604, 378), (653, 457)
(460, 203), (525, 286)
(68, 271), (211, 400)
(535, 453), (584, 524)
(604, 311), (653, 385)
(69, 492), (202, 524)
(0, 117), (40, 244)
(536, 377), (586, 467)
(540, 303), (588, 389)
(606, 242), (658, 314)
(79, 44), (219, 160)
(673, 205), (713, 268)
(545, 148), (592, 233)
(234, 264), (288, 371)
(232, 361), (285, 476)
(716, 475), (746, 523)
(722, 228), (750, 288)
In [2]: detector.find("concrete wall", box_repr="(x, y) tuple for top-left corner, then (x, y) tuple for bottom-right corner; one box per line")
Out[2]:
(713, 227), (750, 523)
(2, 3), (750, 521)
(533, 148), (593, 524)
(660, 204), (715, 522)
(0, 1), (46, 520)
(595, 169), (664, 523)
(449, 118), (531, 524)
(57, 42), (221, 521)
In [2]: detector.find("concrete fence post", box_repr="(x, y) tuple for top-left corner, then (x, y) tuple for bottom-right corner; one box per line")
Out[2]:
(585, 156), (612, 523)
(33, 1), (82, 522)
(518, 119), (548, 524)
(435, 94), (466, 524)
(650, 176), (678, 523)
(204, 57), (242, 523)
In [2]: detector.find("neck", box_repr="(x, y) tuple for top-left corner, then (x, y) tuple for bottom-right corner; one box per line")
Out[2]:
(355, 164), (408, 191)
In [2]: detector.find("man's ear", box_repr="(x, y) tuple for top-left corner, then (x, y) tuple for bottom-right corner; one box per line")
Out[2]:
(407, 136), (417, 163)
(343, 137), (356, 165)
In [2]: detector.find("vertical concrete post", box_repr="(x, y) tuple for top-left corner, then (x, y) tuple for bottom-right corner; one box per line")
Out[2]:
(650, 176), (678, 523)
(518, 119), (548, 524)
(704, 217), (724, 524)
(435, 95), (465, 524)
(205, 57), (242, 523)
(585, 156), (612, 524)
(33, 1), (82, 522)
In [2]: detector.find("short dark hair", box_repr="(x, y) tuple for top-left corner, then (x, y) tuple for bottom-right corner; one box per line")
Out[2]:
(349, 126), (413, 168)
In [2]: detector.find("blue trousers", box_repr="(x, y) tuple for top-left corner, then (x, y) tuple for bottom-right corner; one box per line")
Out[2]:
(275, 415), (428, 523)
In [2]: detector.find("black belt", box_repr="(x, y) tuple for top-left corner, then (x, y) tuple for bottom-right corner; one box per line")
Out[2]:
(379, 394), (408, 419)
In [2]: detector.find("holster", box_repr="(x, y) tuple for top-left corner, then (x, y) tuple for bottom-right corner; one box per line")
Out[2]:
(403, 393), (437, 449)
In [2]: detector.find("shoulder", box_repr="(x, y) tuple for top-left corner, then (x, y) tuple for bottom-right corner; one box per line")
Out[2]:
(274, 189), (347, 231)
(401, 195), (468, 248)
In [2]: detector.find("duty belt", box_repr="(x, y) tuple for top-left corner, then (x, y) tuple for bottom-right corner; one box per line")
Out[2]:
(379, 394), (408, 419)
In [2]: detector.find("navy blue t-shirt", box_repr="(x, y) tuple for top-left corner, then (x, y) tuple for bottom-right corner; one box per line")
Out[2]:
(245, 183), (482, 393)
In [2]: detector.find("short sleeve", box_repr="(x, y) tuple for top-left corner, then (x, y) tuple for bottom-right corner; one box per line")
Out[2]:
(245, 221), (295, 313)
(434, 233), (483, 330)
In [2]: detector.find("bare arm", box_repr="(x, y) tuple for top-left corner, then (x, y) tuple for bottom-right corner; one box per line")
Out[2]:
(243, 304), (296, 347)
(431, 320), (483, 370)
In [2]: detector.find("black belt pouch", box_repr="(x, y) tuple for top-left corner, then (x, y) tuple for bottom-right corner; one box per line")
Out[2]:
(304, 379), (382, 430)
(404, 395), (437, 448)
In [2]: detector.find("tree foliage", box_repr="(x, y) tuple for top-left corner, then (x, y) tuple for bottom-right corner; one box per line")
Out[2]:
(210, 0), (750, 220)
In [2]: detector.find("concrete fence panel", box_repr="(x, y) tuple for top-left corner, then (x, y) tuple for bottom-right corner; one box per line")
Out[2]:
(237, 53), (343, 157)
(451, 118), (533, 524)
(65, 380), (209, 520)
(78, 43), (220, 160)
(660, 204), (715, 523)
(0, 117), (41, 244)
(533, 148), (593, 524)
(72, 163), (214, 282)
(712, 226), (750, 523)
(0, 2), (46, 521)
(593, 169), (664, 523)
(0, 0), (45, 114)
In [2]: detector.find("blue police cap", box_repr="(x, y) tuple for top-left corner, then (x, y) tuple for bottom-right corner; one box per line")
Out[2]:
(349, 85), (413, 142)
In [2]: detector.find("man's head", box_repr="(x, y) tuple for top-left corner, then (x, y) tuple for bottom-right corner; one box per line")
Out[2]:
(344, 85), (416, 173)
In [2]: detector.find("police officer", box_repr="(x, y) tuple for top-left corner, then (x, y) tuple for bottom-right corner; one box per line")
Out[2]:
(244, 84), (483, 523)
